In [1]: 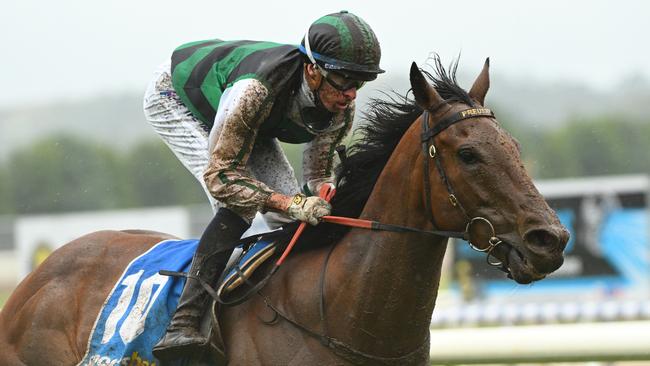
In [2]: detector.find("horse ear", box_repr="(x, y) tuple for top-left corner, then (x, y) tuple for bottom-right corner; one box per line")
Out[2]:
(410, 62), (444, 110)
(468, 58), (490, 105)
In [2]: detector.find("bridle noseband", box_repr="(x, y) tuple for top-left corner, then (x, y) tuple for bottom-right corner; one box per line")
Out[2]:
(421, 105), (506, 267)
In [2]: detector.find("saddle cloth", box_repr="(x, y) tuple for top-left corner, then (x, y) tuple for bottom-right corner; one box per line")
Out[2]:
(77, 238), (277, 366)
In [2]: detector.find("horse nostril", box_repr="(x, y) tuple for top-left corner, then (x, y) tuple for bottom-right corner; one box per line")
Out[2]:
(524, 229), (563, 252)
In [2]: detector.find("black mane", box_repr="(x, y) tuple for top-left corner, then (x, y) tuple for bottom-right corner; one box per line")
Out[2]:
(298, 56), (472, 247)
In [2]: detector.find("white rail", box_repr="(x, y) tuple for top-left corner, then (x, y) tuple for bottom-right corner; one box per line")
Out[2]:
(429, 321), (650, 364)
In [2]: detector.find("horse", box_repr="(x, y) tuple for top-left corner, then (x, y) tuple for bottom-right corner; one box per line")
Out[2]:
(0, 57), (569, 366)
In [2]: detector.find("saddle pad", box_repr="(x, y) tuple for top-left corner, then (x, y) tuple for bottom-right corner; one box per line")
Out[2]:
(77, 239), (198, 366)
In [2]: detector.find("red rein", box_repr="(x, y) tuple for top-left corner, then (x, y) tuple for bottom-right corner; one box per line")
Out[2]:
(275, 184), (337, 265)
(275, 184), (391, 266)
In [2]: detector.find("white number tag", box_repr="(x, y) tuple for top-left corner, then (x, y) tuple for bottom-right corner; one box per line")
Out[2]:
(101, 270), (169, 344)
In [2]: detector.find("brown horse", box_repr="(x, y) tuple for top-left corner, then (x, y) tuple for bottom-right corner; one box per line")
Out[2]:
(0, 58), (569, 365)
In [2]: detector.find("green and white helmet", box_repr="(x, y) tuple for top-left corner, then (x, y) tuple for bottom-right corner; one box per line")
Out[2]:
(299, 11), (384, 81)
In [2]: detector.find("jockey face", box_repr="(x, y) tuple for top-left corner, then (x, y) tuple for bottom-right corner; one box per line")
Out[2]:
(305, 64), (359, 113)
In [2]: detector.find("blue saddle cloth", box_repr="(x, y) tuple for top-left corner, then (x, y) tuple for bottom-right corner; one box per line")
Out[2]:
(77, 239), (197, 366)
(77, 238), (277, 366)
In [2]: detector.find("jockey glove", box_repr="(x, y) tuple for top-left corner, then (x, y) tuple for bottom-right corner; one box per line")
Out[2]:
(287, 193), (331, 225)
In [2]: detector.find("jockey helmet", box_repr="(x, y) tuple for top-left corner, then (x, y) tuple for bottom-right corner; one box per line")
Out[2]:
(299, 11), (384, 82)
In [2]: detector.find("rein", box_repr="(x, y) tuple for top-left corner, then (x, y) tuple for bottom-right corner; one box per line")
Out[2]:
(209, 106), (512, 365)
(321, 215), (466, 239)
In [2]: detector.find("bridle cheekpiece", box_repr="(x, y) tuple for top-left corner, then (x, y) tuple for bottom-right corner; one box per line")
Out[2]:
(421, 105), (506, 267)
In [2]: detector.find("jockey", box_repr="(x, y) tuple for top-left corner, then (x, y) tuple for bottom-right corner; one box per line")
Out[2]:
(143, 11), (383, 360)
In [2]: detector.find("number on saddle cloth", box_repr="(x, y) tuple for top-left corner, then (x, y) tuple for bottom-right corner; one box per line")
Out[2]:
(78, 239), (198, 366)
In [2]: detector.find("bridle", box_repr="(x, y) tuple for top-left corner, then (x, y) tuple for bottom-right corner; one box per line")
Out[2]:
(313, 106), (510, 268)
(420, 104), (506, 267)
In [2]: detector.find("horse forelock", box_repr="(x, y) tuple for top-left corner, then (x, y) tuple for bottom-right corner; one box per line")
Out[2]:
(424, 54), (476, 106)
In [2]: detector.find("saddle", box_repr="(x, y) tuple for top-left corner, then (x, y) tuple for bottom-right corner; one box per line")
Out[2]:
(198, 229), (293, 364)
(217, 239), (279, 297)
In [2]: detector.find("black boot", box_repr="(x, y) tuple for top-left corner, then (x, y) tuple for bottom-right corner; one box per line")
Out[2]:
(153, 208), (249, 361)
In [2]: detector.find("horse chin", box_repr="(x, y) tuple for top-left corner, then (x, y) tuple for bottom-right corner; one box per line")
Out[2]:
(491, 242), (546, 285)
(503, 246), (547, 284)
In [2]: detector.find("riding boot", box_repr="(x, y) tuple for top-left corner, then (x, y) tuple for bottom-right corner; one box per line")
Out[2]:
(153, 208), (249, 361)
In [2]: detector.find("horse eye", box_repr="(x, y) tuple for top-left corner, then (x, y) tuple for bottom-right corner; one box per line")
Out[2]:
(458, 148), (479, 164)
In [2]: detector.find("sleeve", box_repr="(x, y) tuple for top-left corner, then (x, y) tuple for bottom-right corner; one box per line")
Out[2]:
(302, 104), (354, 195)
(203, 79), (275, 222)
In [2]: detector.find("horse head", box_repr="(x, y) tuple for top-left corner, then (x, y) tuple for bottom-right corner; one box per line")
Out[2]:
(409, 58), (570, 284)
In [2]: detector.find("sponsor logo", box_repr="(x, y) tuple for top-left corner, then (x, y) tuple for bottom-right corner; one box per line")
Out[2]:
(83, 351), (157, 366)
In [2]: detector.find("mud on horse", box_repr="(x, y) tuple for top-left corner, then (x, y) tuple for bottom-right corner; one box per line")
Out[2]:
(0, 57), (568, 365)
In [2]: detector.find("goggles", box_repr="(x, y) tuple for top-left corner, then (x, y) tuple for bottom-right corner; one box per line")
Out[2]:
(302, 27), (367, 92)
(318, 67), (365, 91)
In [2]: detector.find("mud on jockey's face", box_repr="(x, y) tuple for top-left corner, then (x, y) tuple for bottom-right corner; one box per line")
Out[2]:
(304, 63), (362, 113)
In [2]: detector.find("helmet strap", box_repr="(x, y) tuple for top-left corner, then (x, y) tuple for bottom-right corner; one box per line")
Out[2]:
(298, 66), (334, 134)
(303, 27), (334, 80)
(302, 25), (343, 112)
(304, 26), (329, 103)
(303, 61), (327, 111)
(303, 27), (318, 66)
(308, 66), (326, 108)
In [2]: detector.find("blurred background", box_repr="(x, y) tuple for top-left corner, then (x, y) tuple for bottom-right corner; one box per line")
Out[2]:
(1, 1), (648, 364)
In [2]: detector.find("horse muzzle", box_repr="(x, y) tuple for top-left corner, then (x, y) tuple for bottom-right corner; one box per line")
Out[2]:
(490, 228), (567, 284)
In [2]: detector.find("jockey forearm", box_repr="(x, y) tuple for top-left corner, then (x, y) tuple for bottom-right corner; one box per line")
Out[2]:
(204, 164), (275, 223)
(203, 80), (275, 223)
(264, 192), (293, 212)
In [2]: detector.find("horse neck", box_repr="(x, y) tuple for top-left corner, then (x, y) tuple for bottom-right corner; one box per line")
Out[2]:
(329, 121), (449, 353)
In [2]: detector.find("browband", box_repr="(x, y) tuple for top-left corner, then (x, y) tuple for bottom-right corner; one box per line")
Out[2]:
(421, 107), (495, 141)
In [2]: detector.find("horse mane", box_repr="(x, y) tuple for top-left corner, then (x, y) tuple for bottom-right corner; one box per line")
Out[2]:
(298, 55), (472, 248)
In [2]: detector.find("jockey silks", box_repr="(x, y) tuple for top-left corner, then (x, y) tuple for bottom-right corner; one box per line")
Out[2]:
(170, 39), (348, 144)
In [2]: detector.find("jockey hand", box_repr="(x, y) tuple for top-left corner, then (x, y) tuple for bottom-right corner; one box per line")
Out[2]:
(287, 193), (331, 225)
